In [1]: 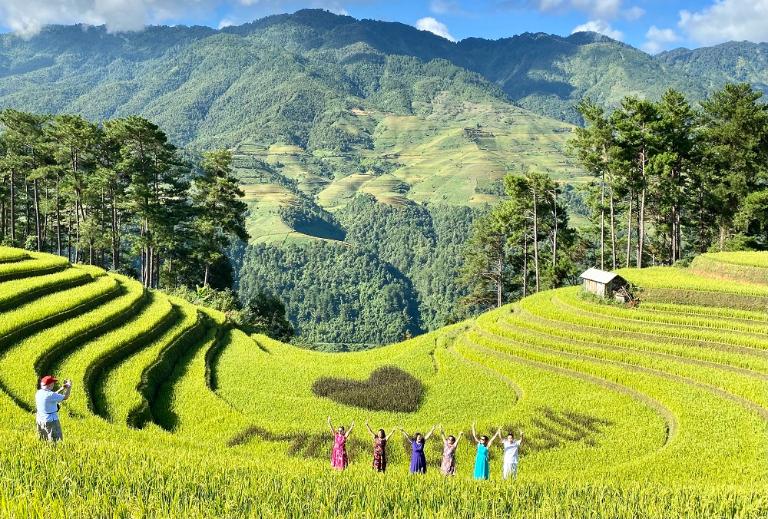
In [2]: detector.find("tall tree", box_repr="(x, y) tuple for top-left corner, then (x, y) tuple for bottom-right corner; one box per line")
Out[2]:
(460, 206), (516, 309)
(698, 83), (768, 250)
(192, 149), (248, 287)
(572, 99), (617, 269)
(611, 97), (660, 268)
(651, 89), (697, 263)
(46, 114), (101, 262)
(106, 116), (189, 288)
(0, 110), (50, 251)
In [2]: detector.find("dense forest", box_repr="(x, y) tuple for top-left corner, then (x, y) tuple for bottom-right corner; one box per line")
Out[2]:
(0, 110), (247, 290)
(238, 199), (477, 348)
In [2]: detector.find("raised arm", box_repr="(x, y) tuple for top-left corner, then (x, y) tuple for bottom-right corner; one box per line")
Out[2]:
(455, 430), (464, 446)
(365, 421), (375, 438)
(424, 425), (437, 441)
(386, 428), (397, 441)
(519, 428), (524, 445)
(399, 427), (413, 444)
(471, 422), (479, 443)
(488, 427), (502, 447)
(57, 380), (72, 401)
(327, 416), (335, 436)
(345, 421), (355, 438)
(439, 424), (446, 442)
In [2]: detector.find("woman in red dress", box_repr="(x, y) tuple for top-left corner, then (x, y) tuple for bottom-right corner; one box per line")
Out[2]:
(365, 421), (396, 472)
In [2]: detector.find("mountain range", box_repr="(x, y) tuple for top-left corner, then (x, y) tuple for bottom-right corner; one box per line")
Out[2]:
(1, 9), (766, 344)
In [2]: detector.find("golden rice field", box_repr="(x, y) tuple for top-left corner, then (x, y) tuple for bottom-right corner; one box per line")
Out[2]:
(0, 245), (767, 518)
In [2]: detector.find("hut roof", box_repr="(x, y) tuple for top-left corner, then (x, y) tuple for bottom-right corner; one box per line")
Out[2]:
(579, 268), (623, 285)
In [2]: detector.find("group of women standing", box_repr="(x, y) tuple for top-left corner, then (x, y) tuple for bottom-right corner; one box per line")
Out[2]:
(327, 417), (524, 480)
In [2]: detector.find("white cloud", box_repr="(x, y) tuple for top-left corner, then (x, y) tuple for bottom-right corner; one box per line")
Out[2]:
(678, 0), (768, 46)
(622, 5), (644, 20)
(0, 0), (362, 38)
(430, 0), (462, 14)
(527, 0), (622, 20)
(642, 25), (679, 54)
(507, 0), (644, 22)
(415, 16), (456, 41)
(218, 18), (235, 29)
(571, 19), (623, 40)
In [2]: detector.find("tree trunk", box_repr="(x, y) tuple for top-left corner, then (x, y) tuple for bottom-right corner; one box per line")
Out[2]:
(9, 171), (15, 245)
(111, 188), (119, 270)
(55, 186), (61, 256)
(495, 255), (503, 309)
(25, 181), (30, 242)
(609, 188), (617, 270)
(637, 147), (646, 269)
(552, 188), (558, 270)
(522, 232), (528, 297)
(718, 224), (727, 251)
(637, 186), (646, 268)
(675, 207), (682, 262)
(74, 200), (80, 263)
(599, 172), (605, 270)
(33, 179), (41, 251)
(625, 191), (633, 268)
(670, 205), (677, 264)
(140, 220), (146, 286)
(204, 263), (210, 288)
(532, 191), (540, 293)
(67, 210), (72, 262)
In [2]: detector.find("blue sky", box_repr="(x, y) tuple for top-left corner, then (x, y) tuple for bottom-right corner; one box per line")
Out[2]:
(1, 1), (767, 53)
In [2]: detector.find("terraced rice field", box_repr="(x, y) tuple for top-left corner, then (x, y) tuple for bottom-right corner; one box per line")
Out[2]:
(231, 99), (582, 242)
(0, 248), (767, 517)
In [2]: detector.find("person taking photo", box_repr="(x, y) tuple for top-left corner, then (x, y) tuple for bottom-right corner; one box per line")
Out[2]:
(35, 375), (71, 442)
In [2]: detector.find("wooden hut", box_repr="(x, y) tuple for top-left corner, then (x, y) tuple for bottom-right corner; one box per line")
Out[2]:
(579, 268), (627, 299)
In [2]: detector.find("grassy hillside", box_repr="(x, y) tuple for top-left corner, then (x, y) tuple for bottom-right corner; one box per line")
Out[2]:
(1, 245), (767, 516)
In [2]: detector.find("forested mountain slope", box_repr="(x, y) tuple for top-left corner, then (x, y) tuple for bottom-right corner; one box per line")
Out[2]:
(2, 9), (767, 346)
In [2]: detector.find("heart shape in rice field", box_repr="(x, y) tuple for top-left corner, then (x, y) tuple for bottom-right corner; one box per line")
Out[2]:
(311, 366), (424, 413)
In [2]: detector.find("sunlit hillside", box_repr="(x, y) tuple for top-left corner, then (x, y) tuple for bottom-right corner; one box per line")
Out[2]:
(1, 245), (767, 517)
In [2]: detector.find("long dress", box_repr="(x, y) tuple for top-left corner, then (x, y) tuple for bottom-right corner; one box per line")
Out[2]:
(331, 433), (348, 470)
(440, 440), (458, 476)
(502, 439), (522, 479)
(373, 437), (387, 472)
(473, 443), (490, 480)
(409, 441), (427, 474)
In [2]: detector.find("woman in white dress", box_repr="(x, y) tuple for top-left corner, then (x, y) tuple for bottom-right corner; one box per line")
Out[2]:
(501, 429), (524, 480)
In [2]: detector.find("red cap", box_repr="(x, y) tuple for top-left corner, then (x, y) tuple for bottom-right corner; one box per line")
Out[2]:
(40, 375), (58, 386)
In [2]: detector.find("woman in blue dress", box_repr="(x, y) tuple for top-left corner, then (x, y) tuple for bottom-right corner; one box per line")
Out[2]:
(399, 425), (436, 474)
(472, 422), (501, 480)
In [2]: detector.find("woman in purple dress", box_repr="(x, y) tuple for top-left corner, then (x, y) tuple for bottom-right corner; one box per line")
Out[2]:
(366, 421), (396, 472)
(399, 425), (436, 474)
(328, 416), (354, 470)
(439, 425), (464, 476)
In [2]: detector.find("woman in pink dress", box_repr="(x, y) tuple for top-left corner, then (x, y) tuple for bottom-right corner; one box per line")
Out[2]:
(328, 416), (354, 470)
(439, 424), (464, 476)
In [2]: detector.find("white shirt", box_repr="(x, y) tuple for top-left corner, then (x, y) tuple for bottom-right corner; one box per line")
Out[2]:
(503, 439), (522, 464)
(35, 389), (64, 424)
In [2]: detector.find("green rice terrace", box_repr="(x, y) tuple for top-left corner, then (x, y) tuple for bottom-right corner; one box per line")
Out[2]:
(1, 245), (767, 517)
(233, 100), (581, 245)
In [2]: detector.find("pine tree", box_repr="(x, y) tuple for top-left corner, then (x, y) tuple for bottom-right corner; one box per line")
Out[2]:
(192, 149), (248, 287)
